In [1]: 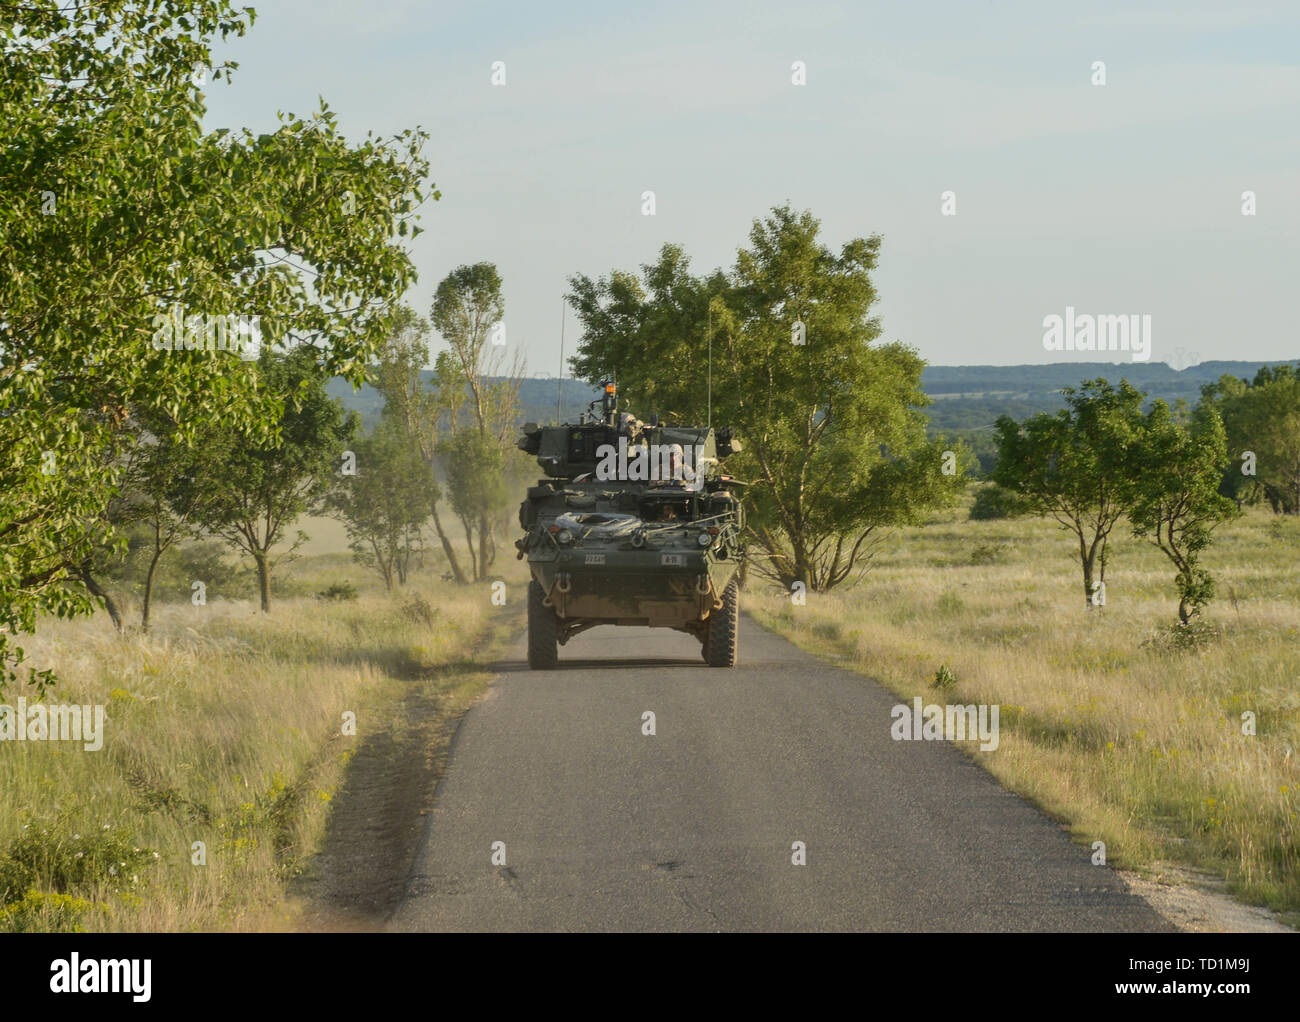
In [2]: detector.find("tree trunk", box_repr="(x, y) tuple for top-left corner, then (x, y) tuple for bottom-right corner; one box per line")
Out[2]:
(1079, 530), (1107, 611)
(464, 521), (478, 582)
(254, 552), (271, 613)
(431, 504), (468, 584)
(398, 530), (411, 583)
(371, 538), (394, 591)
(792, 536), (811, 594)
(479, 509), (490, 581)
(79, 563), (123, 632)
(142, 544), (165, 631)
(753, 525), (793, 588)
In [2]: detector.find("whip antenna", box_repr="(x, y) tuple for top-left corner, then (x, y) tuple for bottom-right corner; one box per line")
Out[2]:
(556, 296), (565, 422)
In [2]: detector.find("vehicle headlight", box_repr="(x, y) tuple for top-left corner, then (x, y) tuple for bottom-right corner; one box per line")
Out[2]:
(557, 530), (573, 545)
(696, 532), (713, 547)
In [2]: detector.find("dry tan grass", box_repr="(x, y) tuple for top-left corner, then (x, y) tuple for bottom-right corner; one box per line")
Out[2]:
(0, 549), (525, 932)
(748, 503), (1300, 920)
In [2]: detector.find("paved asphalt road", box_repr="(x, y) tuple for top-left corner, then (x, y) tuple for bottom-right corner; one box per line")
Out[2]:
(389, 614), (1171, 932)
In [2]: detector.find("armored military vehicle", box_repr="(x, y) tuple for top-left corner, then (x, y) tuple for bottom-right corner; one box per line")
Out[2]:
(515, 383), (746, 669)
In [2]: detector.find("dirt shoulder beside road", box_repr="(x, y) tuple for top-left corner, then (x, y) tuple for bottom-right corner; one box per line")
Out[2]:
(288, 606), (519, 931)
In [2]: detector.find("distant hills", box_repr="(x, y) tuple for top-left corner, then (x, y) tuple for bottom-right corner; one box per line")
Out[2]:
(328, 360), (1296, 436)
(920, 360), (1295, 432)
(325, 375), (604, 433)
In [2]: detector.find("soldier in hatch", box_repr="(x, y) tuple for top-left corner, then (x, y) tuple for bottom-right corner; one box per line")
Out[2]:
(659, 444), (686, 486)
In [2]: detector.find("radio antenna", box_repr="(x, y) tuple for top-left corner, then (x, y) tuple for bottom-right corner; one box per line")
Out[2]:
(556, 296), (565, 422)
(706, 298), (713, 429)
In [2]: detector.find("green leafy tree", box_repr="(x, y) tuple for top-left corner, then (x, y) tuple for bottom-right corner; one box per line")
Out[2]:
(1201, 365), (1300, 514)
(0, 1), (431, 694)
(1128, 403), (1238, 624)
(191, 350), (358, 612)
(568, 244), (722, 420)
(993, 379), (1145, 610)
(1199, 374), (1254, 509)
(568, 205), (965, 590)
(121, 404), (232, 629)
(440, 429), (512, 574)
(370, 307), (468, 584)
(430, 264), (524, 581)
(327, 418), (436, 590)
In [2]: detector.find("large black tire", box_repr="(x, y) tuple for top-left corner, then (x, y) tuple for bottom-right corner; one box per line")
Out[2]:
(704, 579), (739, 667)
(528, 580), (559, 669)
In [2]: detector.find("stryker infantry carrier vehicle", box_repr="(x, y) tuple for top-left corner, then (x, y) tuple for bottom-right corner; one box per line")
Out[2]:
(515, 383), (746, 669)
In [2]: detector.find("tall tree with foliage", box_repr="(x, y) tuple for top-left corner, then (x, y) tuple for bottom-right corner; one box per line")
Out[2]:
(191, 350), (359, 612)
(431, 264), (525, 581)
(326, 418), (436, 590)
(1128, 403), (1238, 624)
(0, 1), (431, 694)
(440, 428), (513, 575)
(371, 307), (469, 583)
(117, 403), (231, 630)
(993, 379), (1145, 610)
(1201, 364), (1300, 515)
(568, 205), (965, 590)
(568, 244), (723, 419)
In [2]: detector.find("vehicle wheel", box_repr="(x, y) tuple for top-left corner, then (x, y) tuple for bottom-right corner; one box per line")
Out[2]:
(528, 580), (559, 669)
(704, 579), (739, 667)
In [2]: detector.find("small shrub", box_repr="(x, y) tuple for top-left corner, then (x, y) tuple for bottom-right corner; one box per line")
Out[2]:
(969, 484), (1027, 521)
(937, 591), (964, 615)
(174, 540), (245, 595)
(969, 543), (1008, 565)
(0, 812), (155, 907)
(811, 619), (841, 642)
(932, 664), (958, 691)
(1266, 518), (1300, 546)
(316, 581), (359, 601)
(0, 890), (100, 933)
(1141, 619), (1222, 653)
(400, 594), (438, 628)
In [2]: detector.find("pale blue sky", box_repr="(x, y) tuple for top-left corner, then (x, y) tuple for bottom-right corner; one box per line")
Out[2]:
(203, 0), (1300, 371)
